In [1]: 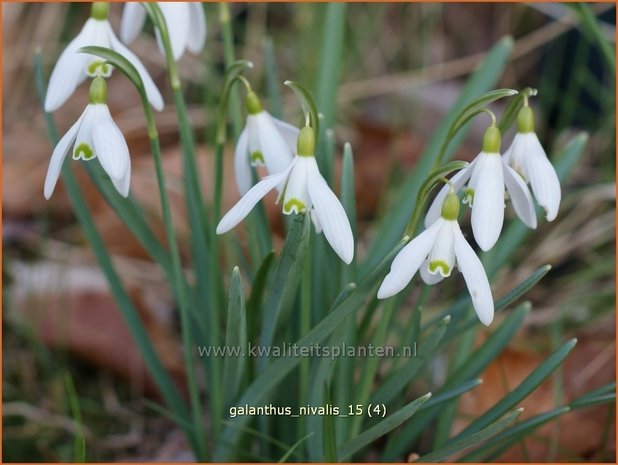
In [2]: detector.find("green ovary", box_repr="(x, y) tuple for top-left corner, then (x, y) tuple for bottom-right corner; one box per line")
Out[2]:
(283, 198), (306, 214)
(74, 143), (94, 160)
(250, 151), (265, 165)
(429, 260), (451, 276)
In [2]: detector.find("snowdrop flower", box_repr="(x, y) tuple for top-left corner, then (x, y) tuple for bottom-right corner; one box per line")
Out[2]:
(379, 192), (494, 326)
(426, 125), (537, 251)
(217, 125), (354, 264)
(44, 76), (131, 199)
(234, 91), (298, 195)
(503, 106), (561, 221)
(45, 2), (163, 113)
(121, 2), (206, 60)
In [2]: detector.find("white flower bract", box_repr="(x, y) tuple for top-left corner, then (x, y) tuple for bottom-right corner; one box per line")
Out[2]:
(44, 18), (164, 113)
(503, 132), (561, 221)
(44, 103), (131, 199)
(217, 155), (354, 264)
(426, 151), (537, 251)
(378, 217), (494, 326)
(234, 112), (298, 195)
(121, 2), (207, 60)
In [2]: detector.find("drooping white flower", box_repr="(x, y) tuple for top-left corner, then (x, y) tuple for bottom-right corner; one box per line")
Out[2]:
(503, 106), (561, 221)
(218, 126), (354, 264)
(121, 2), (206, 60)
(426, 125), (537, 251)
(45, 2), (163, 113)
(234, 91), (298, 195)
(44, 77), (131, 199)
(379, 192), (494, 326)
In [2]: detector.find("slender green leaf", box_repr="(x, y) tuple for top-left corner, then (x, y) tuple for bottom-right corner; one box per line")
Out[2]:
(454, 339), (577, 441)
(322, 384), (338, 461)
(419, 379), (483, 411)
(338, 393), (432, 461)
(263, 37), (283, 118)
(285, 80), (320, 136)
(277, 433), (314, 463)
(214, 238), (407, 460)
(223, 267), (248, 407)
(415, 408), (523, 462)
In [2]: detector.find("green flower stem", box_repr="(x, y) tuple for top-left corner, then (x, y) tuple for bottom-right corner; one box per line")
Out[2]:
(140, 94), (208, 462)
(34, 51), (195, 453)
(146, 3), (224, 442)
(220, 3), (243, 137)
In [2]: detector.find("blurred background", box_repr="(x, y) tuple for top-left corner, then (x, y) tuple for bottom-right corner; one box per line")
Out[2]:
(3, 2), (616, 462)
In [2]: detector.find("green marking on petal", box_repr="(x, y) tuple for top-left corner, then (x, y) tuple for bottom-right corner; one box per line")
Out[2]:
(86, 61), (112, 78)
(429, 260), (451, 276)
(250, 151), (265, 165)
(283, 198), (307, 214)
(73, 143), (94, 160)
(462, 187), (475, 206)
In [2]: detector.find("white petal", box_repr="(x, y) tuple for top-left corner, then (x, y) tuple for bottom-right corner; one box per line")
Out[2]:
(44, 113), (83, 199)
(91, 105), (130, 182)
(108, 28), (164, 111)
(283, 156), (312, 214)
(523, 133), (561, 221)
(217, 168), (291, 235)
(273, 117), (301, 153)
(427, 220), (456, 277)
(111, 158), (131, 197)
(425, 160), (475, 227)
(158, 2), (190, 60)
(471, 154), (504, 251)
(120, 2), (147, 45)
(44, 20), (95, 112)
(256, 112), (295, 175)
(420, 259), (446, 285)
(73, 104), (97, 160)
(503, 160), (537, 229)
(234, 126), (253, 195)
(246, 115), (263, 165)
(187, 2), (207, 54)
(377, 219), (443, 299)
(306, 157), (354, 264)
(453, 224), (494, 326)
(310, 210), (323, 233)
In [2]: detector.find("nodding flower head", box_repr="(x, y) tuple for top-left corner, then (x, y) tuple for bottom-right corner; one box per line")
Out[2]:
(44, 77), (131, 199)
(425, 124), (537, 251)
(219, 125), (355, 264)
(379, 192), (494, 326)
(234, 90), (298, 195)
(503, 105), (561, 221)
(120, 2), (207, 60)
(44, 2), (163, 113)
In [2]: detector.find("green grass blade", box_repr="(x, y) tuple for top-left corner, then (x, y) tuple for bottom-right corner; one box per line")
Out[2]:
(63, 373), (86, 462)
(214, 238), (407, 460)
(315, 3), (347, 129)
(322, 384), (338, 461)
(415, 408), (523, 462)
(454, 339), (577, 442)
(419, 379), (483, 411)
(246, 250), (275, 341)
(338, 393), (432, 461)
(361, 36), (514, 276)
(259, 214), (311, 353)
(223, 267), (248, 408)
(371, 315), (451, 406)
(277, 433), (314, 463)
(570, 3), (615, 73)
(263, 36), (283, 119)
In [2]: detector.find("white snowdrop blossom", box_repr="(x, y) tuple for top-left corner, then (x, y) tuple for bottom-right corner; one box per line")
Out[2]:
(121, 2), (206, 60)
(379, 192), (494, 326)
(426, 125), (537, 251)
(217, 126), (354, 264)
(503, 106), (561, 221)
(234, 91), (298, 195)
(44, 77), (131, 199)
(44, 2), (163, 113)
